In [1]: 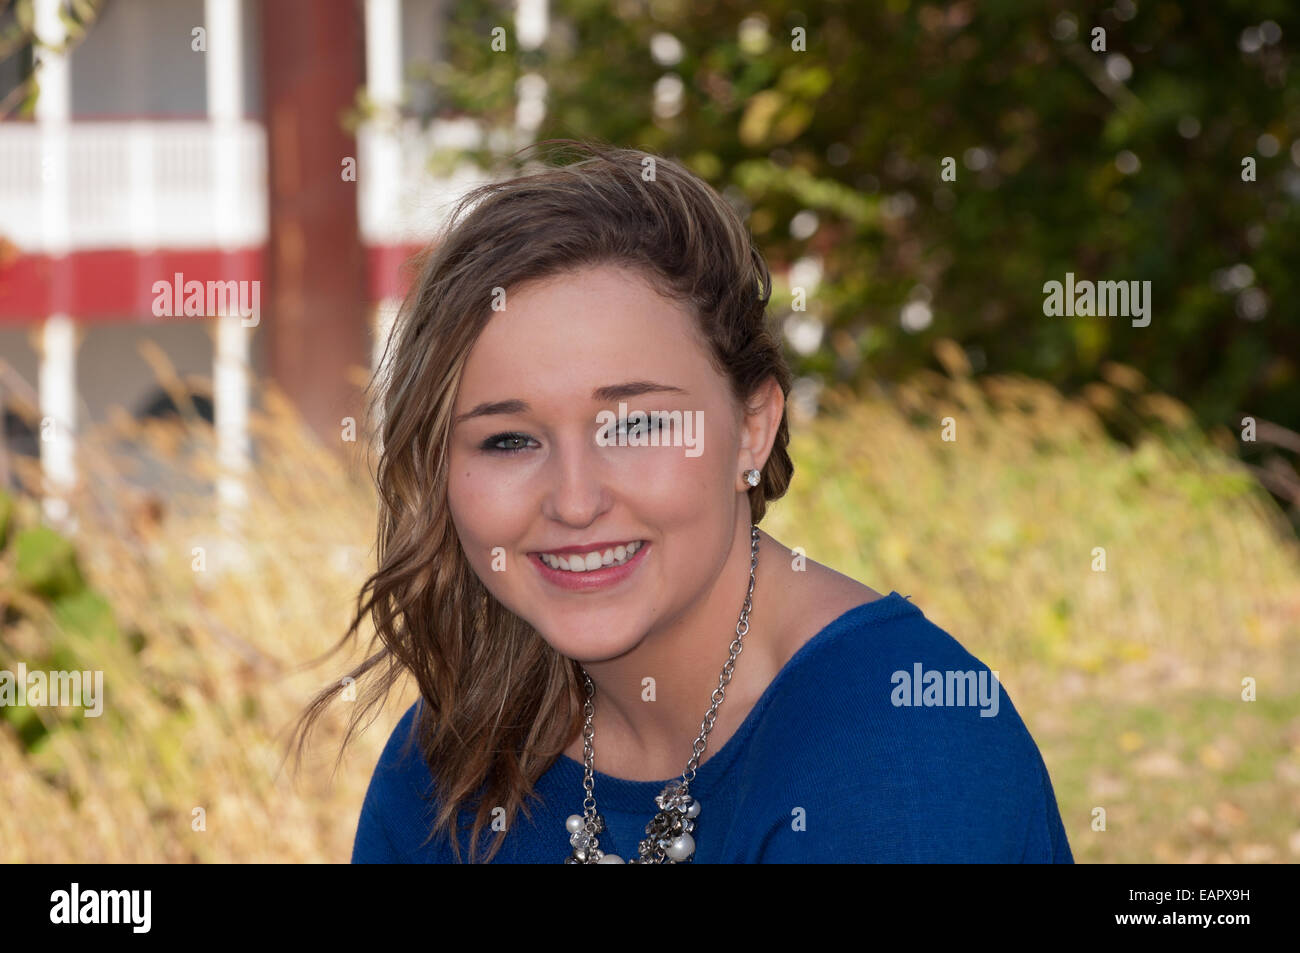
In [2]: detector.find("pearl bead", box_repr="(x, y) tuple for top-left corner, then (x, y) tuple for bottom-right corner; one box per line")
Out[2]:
(565, 814), (585, 834)
(665, 833), (695, 862)
(686, 800), (701, 818)
(597, 853), (625, 864)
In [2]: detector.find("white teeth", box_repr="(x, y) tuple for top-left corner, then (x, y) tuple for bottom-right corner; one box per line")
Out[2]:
(541, 540), (643, 572)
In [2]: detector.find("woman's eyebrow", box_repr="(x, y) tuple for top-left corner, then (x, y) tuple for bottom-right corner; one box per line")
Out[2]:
(453, 381), (688, 427)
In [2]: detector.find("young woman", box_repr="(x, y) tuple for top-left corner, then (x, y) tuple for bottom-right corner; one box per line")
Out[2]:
(295, 141), (1072, 864)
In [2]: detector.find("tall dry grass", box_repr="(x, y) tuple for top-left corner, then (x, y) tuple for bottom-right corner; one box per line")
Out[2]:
(1, 359), (410, 862)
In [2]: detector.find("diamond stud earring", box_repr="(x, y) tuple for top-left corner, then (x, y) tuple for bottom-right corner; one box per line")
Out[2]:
(743, 468), (760, 487)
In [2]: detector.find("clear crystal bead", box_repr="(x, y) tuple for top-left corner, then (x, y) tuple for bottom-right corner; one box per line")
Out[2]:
(657, 780), (685, 806)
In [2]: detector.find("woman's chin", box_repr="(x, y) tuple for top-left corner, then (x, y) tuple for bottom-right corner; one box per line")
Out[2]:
(533, 625), (644, 665)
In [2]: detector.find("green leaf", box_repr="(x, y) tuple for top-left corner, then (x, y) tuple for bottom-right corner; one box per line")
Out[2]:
(0, 489), (13, 550)
(14, 526), (85, 600)
(53, 588), (120, 643)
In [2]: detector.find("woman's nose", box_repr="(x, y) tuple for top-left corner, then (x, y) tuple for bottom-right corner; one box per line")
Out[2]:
(540, 431), (612, 525)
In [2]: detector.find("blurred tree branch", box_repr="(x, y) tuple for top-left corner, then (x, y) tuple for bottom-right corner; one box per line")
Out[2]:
(0, 0), (102, 120)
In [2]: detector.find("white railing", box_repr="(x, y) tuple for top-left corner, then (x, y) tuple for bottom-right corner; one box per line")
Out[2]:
(0, 119), (267, 252)
(0, 116), (504, 254)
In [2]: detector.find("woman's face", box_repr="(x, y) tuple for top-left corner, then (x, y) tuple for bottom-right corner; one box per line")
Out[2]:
(447, 263), (765, 663)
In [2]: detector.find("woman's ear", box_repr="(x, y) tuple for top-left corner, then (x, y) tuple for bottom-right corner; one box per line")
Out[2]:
(736, 376), (783, 480)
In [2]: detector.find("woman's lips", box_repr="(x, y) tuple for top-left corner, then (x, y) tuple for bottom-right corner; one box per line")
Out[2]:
(531, 540), (650, 591)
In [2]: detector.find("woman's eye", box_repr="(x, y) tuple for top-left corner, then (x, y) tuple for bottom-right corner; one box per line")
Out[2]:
(618, 414), (665, 435)
(482, 432), (535, 453)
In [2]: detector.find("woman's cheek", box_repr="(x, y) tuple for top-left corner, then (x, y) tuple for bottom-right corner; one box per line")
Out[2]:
(447, 465), (496, 554)
(629, 448), (719, 508)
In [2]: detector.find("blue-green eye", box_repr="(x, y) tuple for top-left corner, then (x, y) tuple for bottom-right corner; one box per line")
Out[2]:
(482, 432), (536, 453)
(617, 414), (666, 436)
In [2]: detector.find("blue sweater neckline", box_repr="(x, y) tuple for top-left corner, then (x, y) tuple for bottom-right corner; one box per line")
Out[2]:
(549, 590), (919, 813)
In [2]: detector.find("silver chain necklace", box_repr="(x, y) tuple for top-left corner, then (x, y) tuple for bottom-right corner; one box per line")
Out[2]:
(563, 523), (760, 863)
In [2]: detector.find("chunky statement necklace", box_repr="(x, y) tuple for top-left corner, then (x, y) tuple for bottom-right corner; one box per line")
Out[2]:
(563, 520), (761, 864)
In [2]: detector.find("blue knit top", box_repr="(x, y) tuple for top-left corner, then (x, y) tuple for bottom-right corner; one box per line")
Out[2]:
(351, 591), (1073, 863)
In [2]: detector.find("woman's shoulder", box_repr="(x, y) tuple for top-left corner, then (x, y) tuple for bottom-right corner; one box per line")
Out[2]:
(767, 586), (1044, 770)
(371, 700), (430, 783)
(746, 588), (1072, 861)
(351, 700), (439, 863)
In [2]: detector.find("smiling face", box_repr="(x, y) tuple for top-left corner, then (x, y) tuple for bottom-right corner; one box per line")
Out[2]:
(446, 263), (760, 663)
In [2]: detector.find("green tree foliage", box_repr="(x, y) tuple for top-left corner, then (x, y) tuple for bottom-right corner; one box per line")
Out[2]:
(412, 0), (1300, 444)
